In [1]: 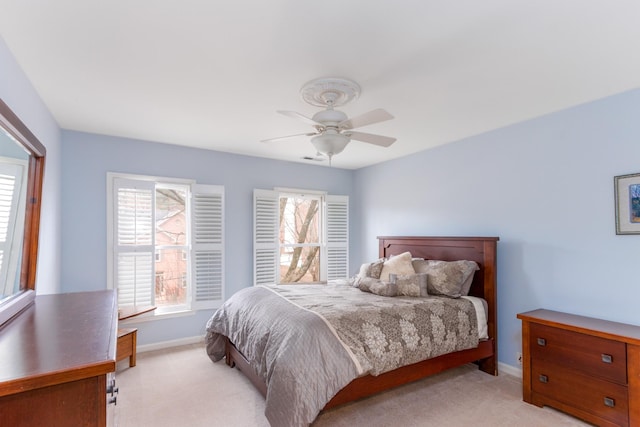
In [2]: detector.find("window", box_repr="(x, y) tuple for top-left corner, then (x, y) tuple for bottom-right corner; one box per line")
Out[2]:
(108, 174), (224, 314)
(254, 189), (348, 285)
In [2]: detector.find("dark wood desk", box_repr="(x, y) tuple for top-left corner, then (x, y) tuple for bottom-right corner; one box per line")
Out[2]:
(0, 290), (118, 427)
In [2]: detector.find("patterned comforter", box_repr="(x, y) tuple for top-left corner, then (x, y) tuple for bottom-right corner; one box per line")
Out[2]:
(205, 282), (479, 426)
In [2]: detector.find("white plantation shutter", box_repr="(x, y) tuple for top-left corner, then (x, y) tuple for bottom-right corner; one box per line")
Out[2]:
(117, 252), (153, 306)
(0, 160), (26, 296)
(0, 172), (17, 245)
(191, 184), (224, 309)
(254, 189), (278, 285)
(325, 195), (349, 280)
(113, 178), (155, 307)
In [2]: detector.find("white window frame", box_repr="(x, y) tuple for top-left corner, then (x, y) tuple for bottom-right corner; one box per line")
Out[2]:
(107, 173), (224, 316)
(253, 188), (348, 285)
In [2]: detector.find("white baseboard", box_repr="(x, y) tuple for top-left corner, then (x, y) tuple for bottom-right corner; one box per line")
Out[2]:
(498, 361), (522, 378)
(137, 335), (204, 354)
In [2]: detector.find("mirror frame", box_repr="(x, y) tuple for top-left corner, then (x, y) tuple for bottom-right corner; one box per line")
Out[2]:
(0, 98), (46, 326)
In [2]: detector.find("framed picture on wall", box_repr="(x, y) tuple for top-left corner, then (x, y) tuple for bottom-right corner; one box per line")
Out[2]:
(615, 173), (640, 235)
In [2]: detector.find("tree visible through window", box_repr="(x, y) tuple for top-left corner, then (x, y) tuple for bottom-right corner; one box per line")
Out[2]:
(279, 195), (320, 283)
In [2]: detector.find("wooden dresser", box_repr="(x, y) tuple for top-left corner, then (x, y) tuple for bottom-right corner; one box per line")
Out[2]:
(0, 290), (118, 427)
(518, 309), (640, 427)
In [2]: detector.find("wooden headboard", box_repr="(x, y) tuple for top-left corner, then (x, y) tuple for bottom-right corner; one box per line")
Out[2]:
(378, 236), (499, 343)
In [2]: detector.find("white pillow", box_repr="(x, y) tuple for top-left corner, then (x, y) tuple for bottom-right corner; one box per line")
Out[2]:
(379, 251), (415, 282)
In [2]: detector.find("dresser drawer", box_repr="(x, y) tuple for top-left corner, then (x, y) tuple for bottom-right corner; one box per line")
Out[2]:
(530, 323), (627, 384)
(532, 360), (629, 426)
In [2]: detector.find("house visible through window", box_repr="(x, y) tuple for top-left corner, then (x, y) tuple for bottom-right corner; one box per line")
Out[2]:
(254, 188), (348, 285)
(108, 174), (224, 314)
(155, 184), (188, 306)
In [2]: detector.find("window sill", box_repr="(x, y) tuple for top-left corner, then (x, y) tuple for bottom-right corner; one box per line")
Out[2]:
(119, 308), (196, 324)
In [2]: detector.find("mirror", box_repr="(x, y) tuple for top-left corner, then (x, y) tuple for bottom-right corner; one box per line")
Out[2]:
(0, 98), (46, 326)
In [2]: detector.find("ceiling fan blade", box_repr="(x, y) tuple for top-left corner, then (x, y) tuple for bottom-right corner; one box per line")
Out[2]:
(277, 110), (324, 127)
(261, 132), (317, 143)
(339, 108), (394, 130)
(346, 131), (396, 147)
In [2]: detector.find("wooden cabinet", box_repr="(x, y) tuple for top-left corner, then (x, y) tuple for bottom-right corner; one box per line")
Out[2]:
(518, 309), (640, 427)
(0, 291), (118, 427)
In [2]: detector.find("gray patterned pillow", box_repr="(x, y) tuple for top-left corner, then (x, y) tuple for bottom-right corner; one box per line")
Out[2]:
(358, 277), (398, 297)
(354, 259), (384, 284)
(368, 259), (384, 279)
(396, 273), (428, 297)
(414, 260), (479, 298)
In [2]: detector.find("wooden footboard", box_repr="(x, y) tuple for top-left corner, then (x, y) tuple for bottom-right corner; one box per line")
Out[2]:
(324, 338), (495, 409)
(225, 336), (495, 410)
(225, 338), (267, 397)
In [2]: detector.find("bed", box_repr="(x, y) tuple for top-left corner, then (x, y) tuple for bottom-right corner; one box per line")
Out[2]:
(206, 236), (499, 426)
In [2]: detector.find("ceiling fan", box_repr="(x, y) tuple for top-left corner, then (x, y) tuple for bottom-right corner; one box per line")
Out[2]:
(261, 77), (396, 164)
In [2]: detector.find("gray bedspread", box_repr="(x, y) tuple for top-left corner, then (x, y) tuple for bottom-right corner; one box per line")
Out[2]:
(205, 282), (478, 427)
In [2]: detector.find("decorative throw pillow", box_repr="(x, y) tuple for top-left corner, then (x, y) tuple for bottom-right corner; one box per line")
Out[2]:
(459, 269), (477, 296)
(368, 258), (384, 279)
(412, 258), (429, 272)
(379, 252), (415, 282)
(357, 262), (370, 277)
(358, 277), (398, 297)
(351, 259), (385, 287)
(348, 274), (361, 288)
(395, 273), (427, 297)
(414, 260), (479, 298)
(412, 259), (433, 274)
(350, 263), (370, 287)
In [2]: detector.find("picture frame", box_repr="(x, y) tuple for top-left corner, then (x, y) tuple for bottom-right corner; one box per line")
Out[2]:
(614, 173), (640, 235)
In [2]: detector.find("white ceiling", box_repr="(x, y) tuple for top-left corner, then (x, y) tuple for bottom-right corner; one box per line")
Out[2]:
(1, 1), (639, 169)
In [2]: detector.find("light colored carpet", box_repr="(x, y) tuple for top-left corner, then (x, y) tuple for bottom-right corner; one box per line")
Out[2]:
(115, 343), (589, 427)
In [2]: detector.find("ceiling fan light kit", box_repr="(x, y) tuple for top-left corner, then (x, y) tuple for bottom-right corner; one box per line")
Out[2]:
(311, 132), (350, 157)
(262, 77), (396, 164)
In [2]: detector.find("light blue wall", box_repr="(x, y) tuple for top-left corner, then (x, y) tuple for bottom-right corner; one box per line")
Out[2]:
(0, 36), (62, 294)
(353, 89), (640, 368)
(61, 130), (353, 344)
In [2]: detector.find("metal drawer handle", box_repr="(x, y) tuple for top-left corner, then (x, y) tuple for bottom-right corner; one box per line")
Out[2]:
(537, 337), (546, 346)
(604, 397), (615, 408)
(601, 353), (613, 364)
(538, 374), (548, 384)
